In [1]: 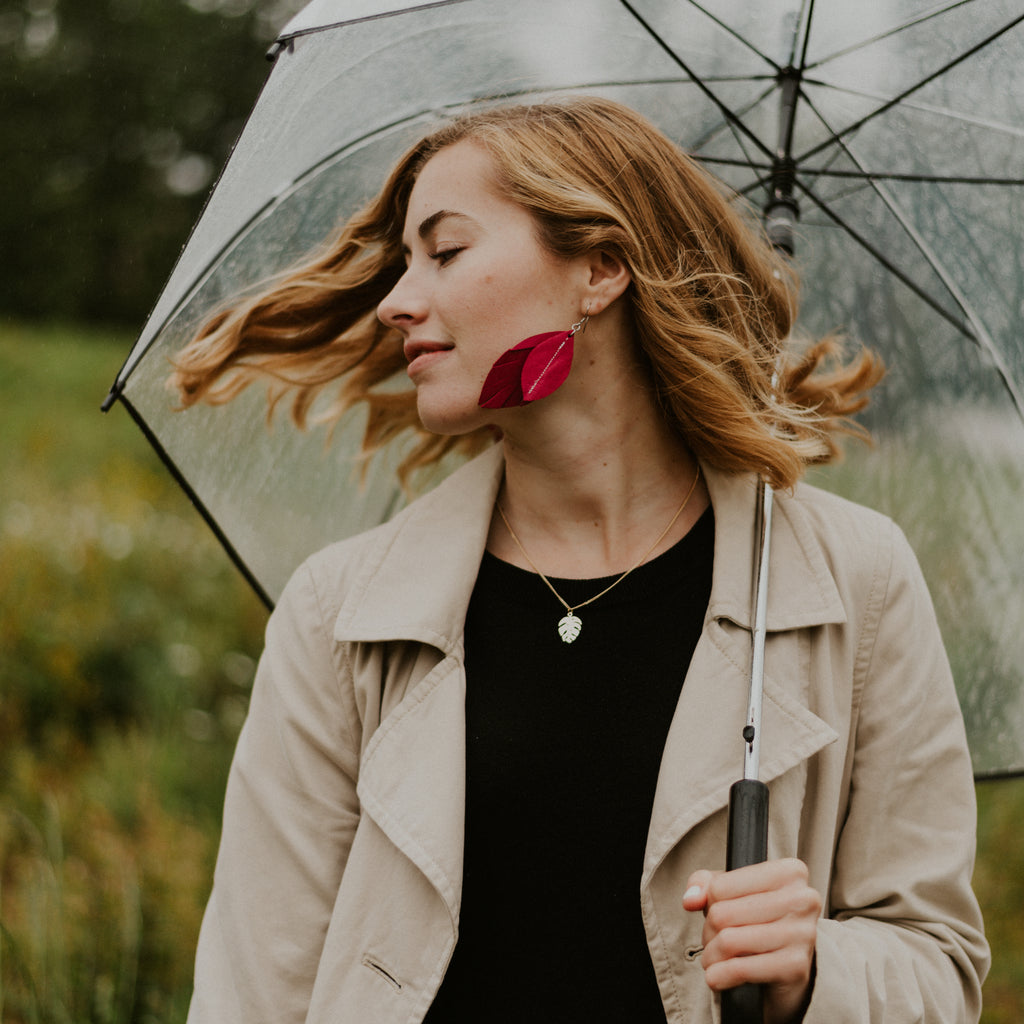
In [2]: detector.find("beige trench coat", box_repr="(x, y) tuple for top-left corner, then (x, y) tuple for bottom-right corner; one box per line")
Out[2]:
(188, 445), (988, 1024)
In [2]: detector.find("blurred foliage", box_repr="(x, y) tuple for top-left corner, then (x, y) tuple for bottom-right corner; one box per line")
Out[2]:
(810, 446), (1024, 782)
(0, 322), (1022, 1021)
(0, 0), (304, 326)
(975, 780), (1024, 1023)
(0, 321), (267, 1022)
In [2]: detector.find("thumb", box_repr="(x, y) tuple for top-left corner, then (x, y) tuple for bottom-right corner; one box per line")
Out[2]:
(682, 870), (716, 912)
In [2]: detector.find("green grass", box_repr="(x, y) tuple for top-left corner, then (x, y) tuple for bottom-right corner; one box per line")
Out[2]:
(0, 321), (267, 1023)
(975, 779), (1024, 1021)
(0, 321), (1021, 1021)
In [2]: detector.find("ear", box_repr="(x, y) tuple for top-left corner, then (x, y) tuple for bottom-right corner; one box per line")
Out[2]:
(581, 249), (632, 315)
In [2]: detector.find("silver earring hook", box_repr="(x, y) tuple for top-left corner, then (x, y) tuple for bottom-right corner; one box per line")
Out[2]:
(571, 303), (592, 335)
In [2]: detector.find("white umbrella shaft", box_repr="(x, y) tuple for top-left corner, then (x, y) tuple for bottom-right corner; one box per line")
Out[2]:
(722, 477), (774, 1024)
(745, 477), (773, 780)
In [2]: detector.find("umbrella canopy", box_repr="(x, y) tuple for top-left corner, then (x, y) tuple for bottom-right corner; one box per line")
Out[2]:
(105, 0), (1024, 778)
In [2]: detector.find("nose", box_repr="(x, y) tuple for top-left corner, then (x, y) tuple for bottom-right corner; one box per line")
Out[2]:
(377, 267), (426, 331)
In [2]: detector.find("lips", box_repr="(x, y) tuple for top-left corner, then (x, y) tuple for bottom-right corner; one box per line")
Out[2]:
(404, 340), (454, 376)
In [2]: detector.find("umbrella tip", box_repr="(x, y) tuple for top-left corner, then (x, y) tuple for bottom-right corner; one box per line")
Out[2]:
(266, 38), (293, 63)
(101, 381), (123, 413)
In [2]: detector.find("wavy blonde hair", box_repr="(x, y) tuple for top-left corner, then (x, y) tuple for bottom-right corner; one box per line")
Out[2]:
(171, 96), (882, 490)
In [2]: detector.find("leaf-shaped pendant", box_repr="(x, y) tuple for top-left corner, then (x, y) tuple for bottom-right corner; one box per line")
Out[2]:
(558, 612), (582, 644)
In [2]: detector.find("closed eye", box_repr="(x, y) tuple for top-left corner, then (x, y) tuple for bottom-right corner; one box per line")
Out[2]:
(430, 246), (464, 266)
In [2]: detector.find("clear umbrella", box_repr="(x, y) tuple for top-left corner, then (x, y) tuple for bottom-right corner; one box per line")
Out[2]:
(104, 0), (1024, 779)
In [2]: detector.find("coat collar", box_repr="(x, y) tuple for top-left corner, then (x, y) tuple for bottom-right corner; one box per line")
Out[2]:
(333, 444), (847, 650)
(332, 445), (505, 653)
(703, 466), (846, 631)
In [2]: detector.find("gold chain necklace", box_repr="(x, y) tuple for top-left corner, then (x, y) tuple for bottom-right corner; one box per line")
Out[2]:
(496, 467), (701, 644)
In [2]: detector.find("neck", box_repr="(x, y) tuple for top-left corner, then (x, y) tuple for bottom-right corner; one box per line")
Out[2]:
(489, 386), (708, 579)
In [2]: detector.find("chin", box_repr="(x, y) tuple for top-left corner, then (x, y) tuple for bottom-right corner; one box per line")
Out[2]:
(415, 393), (491, 438)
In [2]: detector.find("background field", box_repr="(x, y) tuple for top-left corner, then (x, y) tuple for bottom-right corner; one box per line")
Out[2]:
(1, 322), (1021, 1021)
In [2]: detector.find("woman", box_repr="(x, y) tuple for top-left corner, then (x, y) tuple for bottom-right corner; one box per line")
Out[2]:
(175, 98), (987, 1023)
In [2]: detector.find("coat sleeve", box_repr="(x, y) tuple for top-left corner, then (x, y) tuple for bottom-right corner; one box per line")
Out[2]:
(804, 522), (989, 1022)
(187, 560), (363, 1024)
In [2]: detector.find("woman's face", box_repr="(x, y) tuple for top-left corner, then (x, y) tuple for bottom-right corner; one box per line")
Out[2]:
(377, 139), (591, 436)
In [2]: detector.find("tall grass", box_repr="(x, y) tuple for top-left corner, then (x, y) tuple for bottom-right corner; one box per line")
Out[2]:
(1, 322), (1021, 1021)
(1, 322), (266, 1023)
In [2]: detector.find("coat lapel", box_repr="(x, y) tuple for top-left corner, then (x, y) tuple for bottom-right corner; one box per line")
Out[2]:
(355, 655), (469, 918)
(332, 446), (504, 919)
(644, 468), (843, 881)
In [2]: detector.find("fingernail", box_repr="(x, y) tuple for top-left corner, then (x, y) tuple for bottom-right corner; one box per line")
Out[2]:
(684, 885), (702, 901)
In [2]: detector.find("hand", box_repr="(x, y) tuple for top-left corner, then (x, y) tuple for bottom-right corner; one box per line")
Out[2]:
(683, 858), (821, 1024)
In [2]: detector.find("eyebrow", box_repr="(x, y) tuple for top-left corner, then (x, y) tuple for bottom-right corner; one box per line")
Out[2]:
(401, 209), (473, 253)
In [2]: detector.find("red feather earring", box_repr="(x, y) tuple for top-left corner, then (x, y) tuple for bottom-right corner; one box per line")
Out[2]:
(478, 314), (590, 409)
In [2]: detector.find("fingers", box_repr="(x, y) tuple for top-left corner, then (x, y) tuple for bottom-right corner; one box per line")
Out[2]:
(682, 858), (821, 1022)
(697, 859), (819, 960)
(704, 869), (819, 937)
(701, 911), (819, 983)
(682, 859), (810, 916)
(707, 946), (817, 1024)
(705, 857), (810, 903)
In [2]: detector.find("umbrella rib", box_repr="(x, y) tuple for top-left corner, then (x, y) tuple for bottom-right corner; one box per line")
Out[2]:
(702, 74), (778, 83)
(706, 157), (1024, 187)
(793, 182), (968, 332)
(679, 0), (782, 72)
(797, 11), (1024, 165)
(804, 0), (976, 71)
(112, 393), (276, 611)
(800, 169), (1024, 186)
(796, 0), (816, 71)
(792, 80), (1024, 420)
(794, 88), (1024, 421)
(276, 0), (469, 43)
(802, 80), (1024, 142)
(688, 80), (778, 153)
(616, 0), (774, 160)
(859, 180), (1024, 422)
(798, 180), (1024, 422)
(928, 184), (1023, 367)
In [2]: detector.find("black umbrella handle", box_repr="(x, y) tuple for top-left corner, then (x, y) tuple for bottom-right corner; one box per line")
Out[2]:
(721, 778), (769, 1024)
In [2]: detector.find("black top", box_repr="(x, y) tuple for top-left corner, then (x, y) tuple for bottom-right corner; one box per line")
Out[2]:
(423, 509), (714, 1023)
